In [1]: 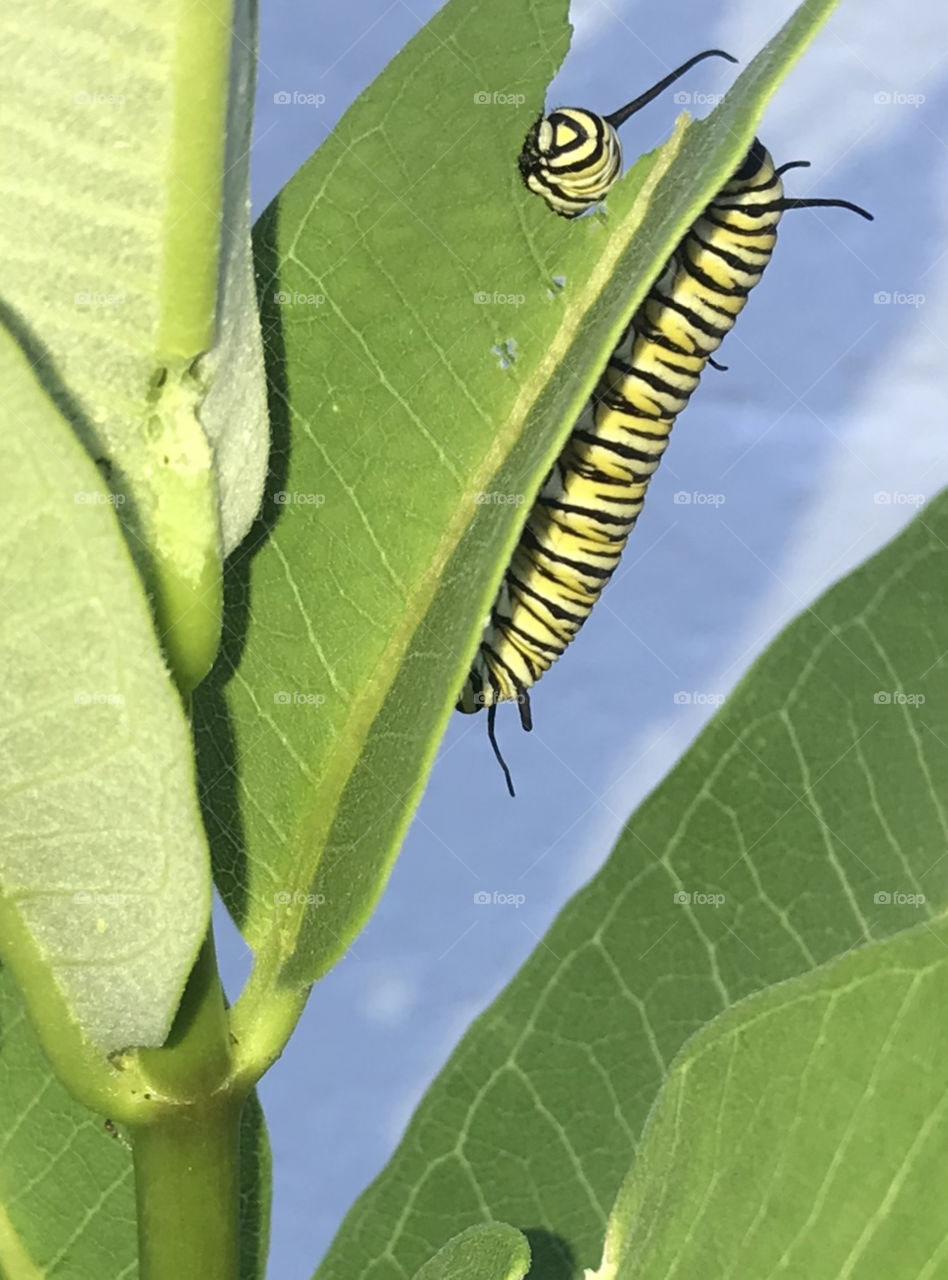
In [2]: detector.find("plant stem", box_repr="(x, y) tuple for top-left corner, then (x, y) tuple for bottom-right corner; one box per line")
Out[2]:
(130, 927), (244, 1278)
(227, 942), (309, 1089)
(132, 1098), (242, 1280)
(136, 927), (232, 1099)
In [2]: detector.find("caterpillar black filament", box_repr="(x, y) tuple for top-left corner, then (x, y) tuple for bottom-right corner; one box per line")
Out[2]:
(458, 58), (872, 794)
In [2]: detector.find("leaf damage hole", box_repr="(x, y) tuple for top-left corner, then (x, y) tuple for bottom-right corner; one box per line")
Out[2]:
(492, 339), (517, 370)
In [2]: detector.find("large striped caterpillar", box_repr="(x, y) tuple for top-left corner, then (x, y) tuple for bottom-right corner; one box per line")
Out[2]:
(457, 55), (871, 793)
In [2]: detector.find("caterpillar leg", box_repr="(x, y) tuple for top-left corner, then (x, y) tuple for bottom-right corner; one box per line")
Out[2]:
(518, 689), (533, 732)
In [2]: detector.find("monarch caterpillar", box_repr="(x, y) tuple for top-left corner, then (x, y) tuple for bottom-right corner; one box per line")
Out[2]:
(518, 49), (738, 217)
(457, 57), (872, 794)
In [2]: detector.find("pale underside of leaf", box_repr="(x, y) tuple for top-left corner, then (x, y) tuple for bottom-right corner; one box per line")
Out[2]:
(0, 320), (210, 1052)
(197, 0), (271, 557)
(0, 0), (257, 691)
(414, 1223), (531, 1280)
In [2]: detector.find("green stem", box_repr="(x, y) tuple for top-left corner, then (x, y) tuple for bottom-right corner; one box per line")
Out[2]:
(130, 927), (245, 1279)
(227, 942), (309, 1089)
(136, 927), (231, 1099)
(132, 1098), (242, 1280)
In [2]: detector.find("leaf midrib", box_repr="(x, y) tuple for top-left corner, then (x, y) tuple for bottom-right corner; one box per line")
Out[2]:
(258, 122), (691, 981)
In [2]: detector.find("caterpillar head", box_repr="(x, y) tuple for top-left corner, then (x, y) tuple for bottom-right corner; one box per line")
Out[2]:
(518, 108), (621, 218)
(516, 51), (739, 220)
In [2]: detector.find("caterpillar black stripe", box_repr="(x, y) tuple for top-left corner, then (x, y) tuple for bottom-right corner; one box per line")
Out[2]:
(458, 57), (872, 794)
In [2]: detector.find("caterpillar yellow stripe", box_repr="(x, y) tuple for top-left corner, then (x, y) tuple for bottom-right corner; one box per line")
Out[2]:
(458, 57), (871, 793)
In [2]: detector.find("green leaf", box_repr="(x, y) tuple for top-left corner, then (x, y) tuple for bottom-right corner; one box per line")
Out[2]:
(311, 483), (948, 1280)
(0, 319), (210, 1058)
(197, 0), (844, 1064)
(0, 965), (136, 1280)
(594, 920), (948, 1280)
(0, 965), (271, 1280)
(0, 0), (266, 692)
(415, 1225), (531, 1280)
(239, 1090), (273, 1280)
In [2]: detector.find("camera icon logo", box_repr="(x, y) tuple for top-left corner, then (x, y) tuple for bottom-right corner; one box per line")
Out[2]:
(874, 891), (891, 904)
(673, 891), (691, 905)
(474, 891), (491, 904)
